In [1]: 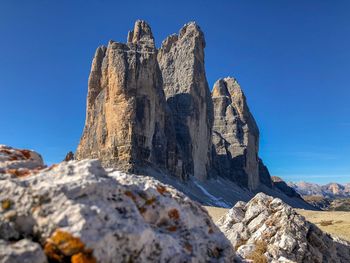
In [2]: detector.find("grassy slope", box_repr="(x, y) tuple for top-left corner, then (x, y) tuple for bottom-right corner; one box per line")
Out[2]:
(204, 206), (350, 242)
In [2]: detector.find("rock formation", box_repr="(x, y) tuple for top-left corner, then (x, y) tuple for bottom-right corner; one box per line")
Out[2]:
(217, 192), (350, 262)
(0, 146), (235, 262)
(211, 78), (259, 190)
(63, 151), (74, 162)
(76, 20), (174, 175)
(0, 145), (45, 176)
(75, 20), (313, 209)
(158, 22), (213, 181)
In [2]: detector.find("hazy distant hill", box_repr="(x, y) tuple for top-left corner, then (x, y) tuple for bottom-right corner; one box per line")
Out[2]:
(288, 181), (350, 198)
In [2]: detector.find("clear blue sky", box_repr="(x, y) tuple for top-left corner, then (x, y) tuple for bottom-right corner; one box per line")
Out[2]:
(1, 0), (349, 184)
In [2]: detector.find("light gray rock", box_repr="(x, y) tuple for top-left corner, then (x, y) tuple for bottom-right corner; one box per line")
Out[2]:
(211, 78), (259, 190)
(0, 152), (235, 262)
(0, 239), (47, 263)
(217, 192), (350, 262)
(158, 22), (213, 181)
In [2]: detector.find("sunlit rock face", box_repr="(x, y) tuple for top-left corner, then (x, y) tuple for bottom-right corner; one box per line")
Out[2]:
(211, 78), (260, 190)
(76, 20), (175, 174)
(158, 22), (214, 181)
(0, 146), (235, 262)
(217, 193), (350, 262)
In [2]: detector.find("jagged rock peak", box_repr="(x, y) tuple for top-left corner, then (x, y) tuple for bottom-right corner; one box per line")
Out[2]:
(211, 77), (260, 190)
(76, 20), (170, 173)
(127, 20), (154, 46)
(157, 21), (213, 181)
(217, 192), (350, 262)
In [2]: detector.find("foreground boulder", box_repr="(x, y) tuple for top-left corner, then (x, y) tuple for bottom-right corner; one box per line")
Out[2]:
(217, 193), (350, 262)
(0, 145), (45, 177)
(0, 152), (235, 262)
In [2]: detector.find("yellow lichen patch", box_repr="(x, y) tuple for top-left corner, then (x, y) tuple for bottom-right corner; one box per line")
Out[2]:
(44, 230), (96, 263)
(156, 185), (168, 195)
(1, 199), (12, 210)
(168, 208), (180, 220)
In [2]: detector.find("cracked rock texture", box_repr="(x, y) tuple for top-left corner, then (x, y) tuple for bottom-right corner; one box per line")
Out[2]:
(158, 22), (213, 181)
(0, 146), (235, 263)
(217, 193), (350, 262)
(76, 20), (174, 175)
(211, 78), (259, 190)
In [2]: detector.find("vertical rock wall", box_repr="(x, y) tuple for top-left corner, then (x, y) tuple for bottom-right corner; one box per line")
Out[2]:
(76, 21), (170, 172)
(158, 22), (213, 181)
(211, 78), (260, 190)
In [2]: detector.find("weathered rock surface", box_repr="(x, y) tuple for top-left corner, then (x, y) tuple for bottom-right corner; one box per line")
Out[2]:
(76, 20), (173, 175)
(63, 151), (74, 162)
(158, 22), (213, 181)
(217, 193), (350, 262)
(0, 239), (47, 263)
(0, 145), (45, 177)
(0, 147), (235, 262)
(211, 78), (259, 190)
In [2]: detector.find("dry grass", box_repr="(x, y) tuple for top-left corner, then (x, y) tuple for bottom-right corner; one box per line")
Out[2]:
(204, 206), (350, 242)
(296, 209), (350, 242)
(247, 240), (268, 263)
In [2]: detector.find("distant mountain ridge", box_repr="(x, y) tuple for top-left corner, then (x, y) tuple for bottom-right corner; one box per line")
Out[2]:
(289, 181), (350, 198)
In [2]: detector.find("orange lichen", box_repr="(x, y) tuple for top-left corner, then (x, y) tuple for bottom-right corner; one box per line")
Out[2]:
(6, 168), (31, 177)
(184, 242), (193, 253)
(71, 252), (97, 263)
(1, 199), (12, 210)
(138, 207), (146, 213)
(20, 150), (31, 159)
(8, 156), (18, 161)
(124, 191), (137, 202)
(166, 226), (177, 232)
(44, 230), (96, 263)
(145, 197), (156, 205)
(156, 185), (168, 195)
(168, 208), (180, 220)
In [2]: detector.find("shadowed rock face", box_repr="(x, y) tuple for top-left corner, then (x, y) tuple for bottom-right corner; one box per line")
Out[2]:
(76, 20), (174, 173)
(211, 78), (260, 190)
(158, 22), (214, 181)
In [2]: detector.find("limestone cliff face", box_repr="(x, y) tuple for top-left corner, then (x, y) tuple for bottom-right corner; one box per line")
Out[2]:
(76, 21), (172, 173)
(158, 22), (213, 181)
(211, 78), (260, 190)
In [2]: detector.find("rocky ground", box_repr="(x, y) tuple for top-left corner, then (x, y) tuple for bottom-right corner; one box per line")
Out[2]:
(0, 145), (235, 262)
(1, 145), (350, 262)
(214, 193), (350, 262)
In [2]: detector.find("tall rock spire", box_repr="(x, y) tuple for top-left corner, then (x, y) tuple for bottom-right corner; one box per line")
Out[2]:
(158, 22), (213, 181)
(211, 77), (260, 190)
(76, 20), (170, 172)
